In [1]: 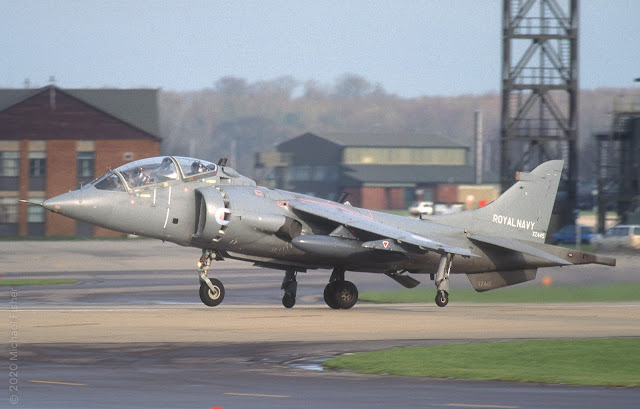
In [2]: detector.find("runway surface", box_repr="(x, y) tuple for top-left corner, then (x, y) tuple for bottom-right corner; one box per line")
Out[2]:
(2, 240), (640, 408)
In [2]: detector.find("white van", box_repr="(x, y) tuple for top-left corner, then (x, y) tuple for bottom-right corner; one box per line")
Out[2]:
(592, 225), (640, 252)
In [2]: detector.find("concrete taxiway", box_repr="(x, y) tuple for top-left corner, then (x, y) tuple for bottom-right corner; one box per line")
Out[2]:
(2, 240), (640, 408)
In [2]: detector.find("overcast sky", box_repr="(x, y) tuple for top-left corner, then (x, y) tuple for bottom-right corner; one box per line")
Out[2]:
(2, 0), (638, 97)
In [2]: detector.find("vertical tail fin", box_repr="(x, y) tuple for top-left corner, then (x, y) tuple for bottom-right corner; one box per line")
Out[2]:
(434, 160), (564, 243)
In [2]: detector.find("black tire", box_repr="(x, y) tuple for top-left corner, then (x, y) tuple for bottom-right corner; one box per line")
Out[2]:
(282, 292), (296, 309)
(435, 290), (449, 307)
(334, 281), (358, 309)
(323, 282), (341, 309)
(199, 279), (225, 307)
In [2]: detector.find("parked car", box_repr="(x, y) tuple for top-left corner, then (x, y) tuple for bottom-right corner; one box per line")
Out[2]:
(592, 225), (640, 252)
(551, 225), (599, 245)
(434, 203), (464, 215)
(408, 201), (434, 216)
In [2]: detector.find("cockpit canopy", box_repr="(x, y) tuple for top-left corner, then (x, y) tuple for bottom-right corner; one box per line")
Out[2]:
(91, 156), (218, 191)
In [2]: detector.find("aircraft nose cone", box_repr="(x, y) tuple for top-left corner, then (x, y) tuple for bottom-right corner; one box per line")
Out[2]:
(42, 191), (81, 214)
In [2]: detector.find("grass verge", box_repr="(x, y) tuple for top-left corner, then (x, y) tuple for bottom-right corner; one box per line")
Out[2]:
(325, 338), (640, 386)
(360, 283), (640, 304)
(0, 279), (77, 287)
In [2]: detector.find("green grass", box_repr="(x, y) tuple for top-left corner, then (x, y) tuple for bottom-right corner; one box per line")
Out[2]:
(0, 279), (77, 287)
(360, 283), (640, 304)
(325, 338), (640, 386)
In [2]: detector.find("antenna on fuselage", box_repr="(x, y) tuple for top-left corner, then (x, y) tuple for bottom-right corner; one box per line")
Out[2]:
(338, 192), (349, 204)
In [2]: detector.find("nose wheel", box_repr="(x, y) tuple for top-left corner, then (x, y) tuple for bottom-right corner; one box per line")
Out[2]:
(199, 279), (225, 306)
(197, 249), (225, 307)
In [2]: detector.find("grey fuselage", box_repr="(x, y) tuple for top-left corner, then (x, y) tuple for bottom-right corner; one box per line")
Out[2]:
(44, 162), (578, 277)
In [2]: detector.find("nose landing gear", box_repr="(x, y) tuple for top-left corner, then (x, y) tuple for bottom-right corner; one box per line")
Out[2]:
(197, 249), (225, 307)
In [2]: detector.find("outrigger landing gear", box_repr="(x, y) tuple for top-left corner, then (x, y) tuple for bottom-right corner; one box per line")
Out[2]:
(197, 249), (225, 307)
(434, 253), (453, 307)
(323, 268), (358, 310)
(281, 270), (297, 308)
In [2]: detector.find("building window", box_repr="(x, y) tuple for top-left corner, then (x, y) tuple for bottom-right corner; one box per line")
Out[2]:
(0, 197), (18, 223)
(29, 151), (46, 191)
(27, 197), (45, 223)
(290, 165), (312, 182)
(0, 151), (19, 176)
(0, 197), (18, 236)
(343, 147), (467, 166)
(77, 152), (95, 186)
(29, 151), (46, 177)
(0, 151), (20, 191)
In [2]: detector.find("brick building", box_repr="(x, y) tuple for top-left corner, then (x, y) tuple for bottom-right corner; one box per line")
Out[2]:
(0, 85), (161, 237)
(256, 132), (476, 210)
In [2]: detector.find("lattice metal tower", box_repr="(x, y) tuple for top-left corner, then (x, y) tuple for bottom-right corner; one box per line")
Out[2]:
(501, 0), (578, 222)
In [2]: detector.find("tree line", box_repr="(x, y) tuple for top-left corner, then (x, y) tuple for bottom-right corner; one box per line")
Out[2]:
(158, 74), (632, 182)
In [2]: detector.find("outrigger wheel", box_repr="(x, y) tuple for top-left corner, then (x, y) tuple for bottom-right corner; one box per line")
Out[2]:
(435, 290), (449, 307)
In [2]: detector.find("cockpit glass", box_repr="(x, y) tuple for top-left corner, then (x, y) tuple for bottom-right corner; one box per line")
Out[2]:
(115, 157), (179, 188)
(174, 156), (218, 178)
(93, 173), (126, 191)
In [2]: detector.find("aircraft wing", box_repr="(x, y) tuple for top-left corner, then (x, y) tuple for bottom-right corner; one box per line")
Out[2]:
(290, 197), (478, 257)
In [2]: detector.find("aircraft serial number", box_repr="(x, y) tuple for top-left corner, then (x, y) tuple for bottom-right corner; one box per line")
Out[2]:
(532, 231), (546, 239)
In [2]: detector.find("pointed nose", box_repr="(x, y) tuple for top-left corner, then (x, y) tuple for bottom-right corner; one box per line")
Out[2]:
(43, 191), (82, 214)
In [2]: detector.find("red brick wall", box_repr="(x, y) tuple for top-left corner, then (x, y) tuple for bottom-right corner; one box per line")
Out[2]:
(17, 141), (29, 236)
(45, 140), (78, 236)
(436, 185), (459, 204)
(361, 187), (386, 209)
(94, 139), (159, 175)
(387, 188), (405, 210)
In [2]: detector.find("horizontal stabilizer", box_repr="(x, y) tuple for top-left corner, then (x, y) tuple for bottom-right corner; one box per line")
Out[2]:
(467, 269), (537, 292)
(469, 235), (572, 265)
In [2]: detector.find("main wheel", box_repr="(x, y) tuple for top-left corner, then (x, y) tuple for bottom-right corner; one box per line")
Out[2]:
(282, 292), (296, 308)
(323, 282), (340, 309)
(199, 279), (225, 307)
(435, 290), (449, 307)
(334, 281), (358, 309)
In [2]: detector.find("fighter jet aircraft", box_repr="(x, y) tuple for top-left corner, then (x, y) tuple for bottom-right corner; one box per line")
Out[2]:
(32, 156), (615, 309)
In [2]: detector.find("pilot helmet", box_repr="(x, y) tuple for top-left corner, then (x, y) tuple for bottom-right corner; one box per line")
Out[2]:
(191, 161), (206, 174)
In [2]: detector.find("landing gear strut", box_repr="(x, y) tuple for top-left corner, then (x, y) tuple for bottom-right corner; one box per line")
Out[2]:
(281, 270), (297, 308)
(323, 268), (358, 309)
(434, 253), (453, 307)
(197, 249), (225, 307)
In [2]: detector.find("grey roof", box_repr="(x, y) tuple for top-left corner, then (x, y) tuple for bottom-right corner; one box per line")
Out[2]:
(316, 132), (468, 149)
(341, 164), (476, 186)
(0, 86), (160, 138)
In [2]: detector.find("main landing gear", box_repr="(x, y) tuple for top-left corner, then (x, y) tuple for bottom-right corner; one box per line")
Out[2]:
(280, 268), (358, 309)
(197, 249), (225, 307)
(281, 270), (297, 308)
(323, 268), (358, 309)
